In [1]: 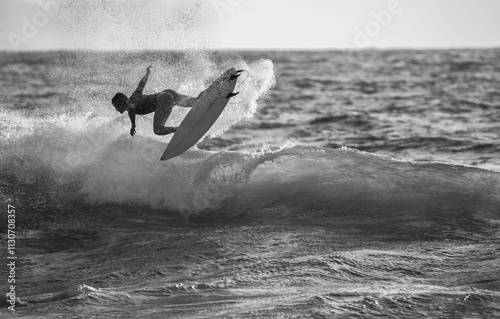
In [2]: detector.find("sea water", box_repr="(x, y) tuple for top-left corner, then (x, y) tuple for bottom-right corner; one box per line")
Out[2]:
(0, 49), (499, 318)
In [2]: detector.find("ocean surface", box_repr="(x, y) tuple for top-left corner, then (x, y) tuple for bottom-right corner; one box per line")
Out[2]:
(1, 49), (500, 318)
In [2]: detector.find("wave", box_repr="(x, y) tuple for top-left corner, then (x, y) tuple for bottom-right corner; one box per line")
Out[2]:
(202, 145), (500, 225)
(2, 119), (500, 228)
(2, 115), (499, 228)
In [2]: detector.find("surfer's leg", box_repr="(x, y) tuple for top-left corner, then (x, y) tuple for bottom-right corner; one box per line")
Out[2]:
(174, 92), (197, 108)
(153, 92), (177, 135)
(157, 89), (196, 108)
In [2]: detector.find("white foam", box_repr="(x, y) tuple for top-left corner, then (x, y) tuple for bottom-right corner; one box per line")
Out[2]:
(1, 53), (277, 216)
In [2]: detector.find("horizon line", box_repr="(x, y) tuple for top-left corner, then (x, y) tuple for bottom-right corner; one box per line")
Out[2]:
(1, 45), (500, 54)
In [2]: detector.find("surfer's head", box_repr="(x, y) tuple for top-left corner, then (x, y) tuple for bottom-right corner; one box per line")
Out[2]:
(112, 93), (128, 113)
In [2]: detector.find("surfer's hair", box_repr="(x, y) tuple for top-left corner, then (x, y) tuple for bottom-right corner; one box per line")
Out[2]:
(112, 93), (127, 108)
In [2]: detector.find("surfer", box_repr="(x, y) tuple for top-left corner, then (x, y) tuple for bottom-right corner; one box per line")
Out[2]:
(111, 65), (198, 136)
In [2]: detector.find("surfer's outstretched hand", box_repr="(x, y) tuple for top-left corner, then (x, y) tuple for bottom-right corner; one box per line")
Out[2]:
(146, 65), (152, 72)
(130, 126), (136, 136)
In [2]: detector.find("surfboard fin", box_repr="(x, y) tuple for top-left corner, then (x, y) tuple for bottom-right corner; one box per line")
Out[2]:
(230, 73), (241, 81)
(226, 92), (239, 99)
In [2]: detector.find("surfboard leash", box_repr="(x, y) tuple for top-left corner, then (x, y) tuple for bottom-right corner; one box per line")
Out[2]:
(235, 70), (250, 90)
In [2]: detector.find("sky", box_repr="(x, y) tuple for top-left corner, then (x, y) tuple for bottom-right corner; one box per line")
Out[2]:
(0, 0), (499, 51)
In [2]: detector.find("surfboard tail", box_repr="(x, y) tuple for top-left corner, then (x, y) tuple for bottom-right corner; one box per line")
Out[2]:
(230, 73), (242, 80)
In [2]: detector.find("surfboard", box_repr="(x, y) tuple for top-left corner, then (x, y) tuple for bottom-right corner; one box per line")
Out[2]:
(160, 68), (243, 161)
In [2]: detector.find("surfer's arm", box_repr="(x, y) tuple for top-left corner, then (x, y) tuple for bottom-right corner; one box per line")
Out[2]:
(134, 65), (152, 95)
(128, 108), (136, 136)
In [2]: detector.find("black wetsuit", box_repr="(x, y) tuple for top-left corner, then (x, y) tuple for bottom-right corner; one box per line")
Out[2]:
(125, 69), (195, 136)
(128, 92), (157, 115)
